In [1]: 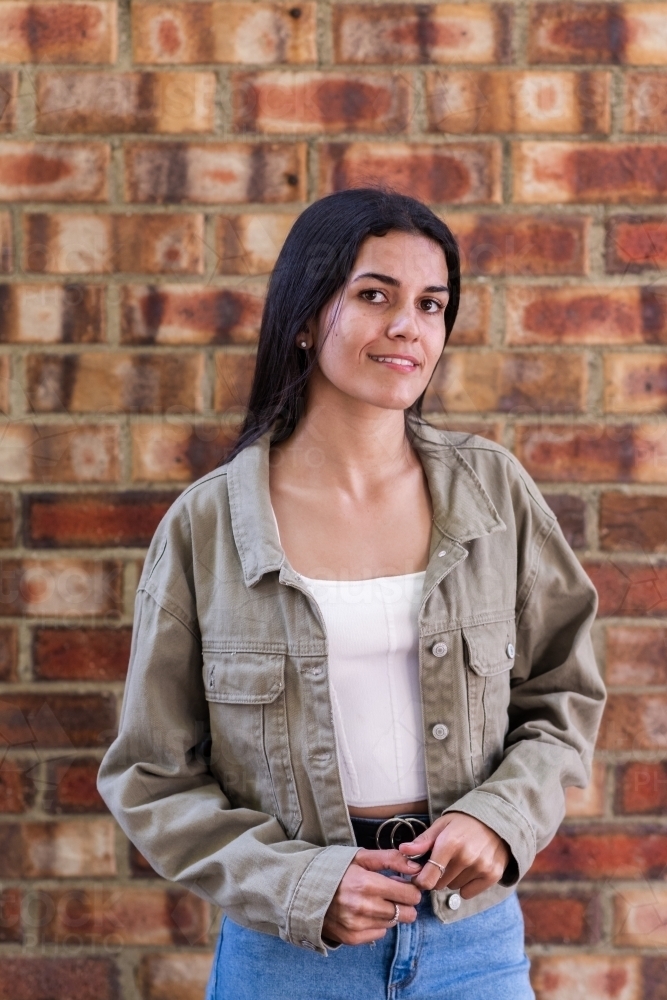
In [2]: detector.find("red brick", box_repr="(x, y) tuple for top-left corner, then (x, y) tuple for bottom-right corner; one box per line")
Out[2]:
(36, 72), (215, 135)
(614, 888), (667, 948)
(0, 888), (21, 943)
(514, 142), (667, 204)
(643, 957), (667, 1000)
(0, 957), (119, 1000)
(598, 693), (667, 750)
(0, 283), (105, 342)
(0, 72), (17, 134)
(506, 285), (667, 346)
(606, 625), (667, 685)
(26, 491), (179, 548)
(125, 142), (306, 204)
(449, 285), (491, 346)
(130, 844), (160, 878)
(44, 757), (107, 814)
(624, 73), (667, 134)
(425, 351), (586, 414)
(530, 825), (667, 879)
(0, 818), (115, 878)
(519, 892), (599, 944)
(214, 351), (255, 413)
(39, 886), (210, 946)
(131, 423), (238, 483)
(233, 70), (411, 135)
(427, 70), (610, 135)
(26, 351), (205, 414)
(133, 2), (317, 65)
(0, 557), (122, 616)
(451, 213), (588, 277)
(600, 493), (667, 552)
(0, 212), (11, 273)
(0, 493), (15, 548)
(0, 626), (17, 681)
(605, 354), (667, 414)
(0, 423), (120, 483)
(216, 212), (296, 275)
(0, 2), (117, 64)
(0, 693), (116, 748)
(333, 4), (512, 64)
(137, 953), (214, 1000)
(530, 955), (641, 1000)
(24, 213), (204, 275)
(514, 424), (667, 484)
(607, 216), (667, 274)
(616, 762), (667, 816)
(34, 626), (132, 680)
(0, 759), (36, 812)
(121, 285), (263, 345)
(528, 3), (667, 66)
(0, 142), (109, 202)
(540, 493), (586, 550)
(565, 759), (606, 817)
(320, 142), (501, 204)
(0, 357), (12, 416)
(586, 560), (667, 618)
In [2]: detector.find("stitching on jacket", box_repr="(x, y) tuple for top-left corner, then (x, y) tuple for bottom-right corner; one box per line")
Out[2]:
(470, 788), (537, 857)
(139, 585), (202, 642)
(285, 850), (326, 945)
(516, 516), (557, 628)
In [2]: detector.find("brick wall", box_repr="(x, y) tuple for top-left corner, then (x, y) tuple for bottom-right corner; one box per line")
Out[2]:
(0, 2), (666, 998)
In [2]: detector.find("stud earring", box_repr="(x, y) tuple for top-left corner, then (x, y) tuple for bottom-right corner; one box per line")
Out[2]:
(299, 340), (308, 348)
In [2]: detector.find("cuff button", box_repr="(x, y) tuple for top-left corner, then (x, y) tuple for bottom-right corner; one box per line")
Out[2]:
(447, 892), (461, 910)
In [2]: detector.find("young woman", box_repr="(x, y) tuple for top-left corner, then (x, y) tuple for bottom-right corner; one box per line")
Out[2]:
(97, 188), (606, 1000)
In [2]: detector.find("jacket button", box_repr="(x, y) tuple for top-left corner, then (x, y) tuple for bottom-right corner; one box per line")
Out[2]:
(432, 642), (448, 657)
(506, 642), (515, 658)
(447, 892), (461, 910)
(432, 723), (449, 740)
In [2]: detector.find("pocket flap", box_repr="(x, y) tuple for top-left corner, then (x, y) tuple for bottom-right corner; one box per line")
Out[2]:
(462, 619), (516, 676)
(203, 652), (285, 704)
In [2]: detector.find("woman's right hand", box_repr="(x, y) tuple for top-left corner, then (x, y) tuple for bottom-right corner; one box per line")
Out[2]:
(322, 849), (423, 946)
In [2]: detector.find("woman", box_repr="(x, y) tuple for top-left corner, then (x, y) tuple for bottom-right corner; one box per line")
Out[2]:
(97, 188), (606, 1000)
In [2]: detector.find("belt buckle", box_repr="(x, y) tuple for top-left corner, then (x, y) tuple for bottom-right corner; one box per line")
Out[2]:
(374, 815), (429, 854)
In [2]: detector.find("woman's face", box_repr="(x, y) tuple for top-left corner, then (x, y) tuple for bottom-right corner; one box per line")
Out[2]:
(303, 230), (450, 414)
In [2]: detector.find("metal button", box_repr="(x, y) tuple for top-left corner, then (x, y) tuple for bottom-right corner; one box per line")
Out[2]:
(438, 550), (446, 557)
(506, 642), (515, 659)
(432, 723), (449, 740)
(447, 892), (461, 910)
(432, 641), (448, 657)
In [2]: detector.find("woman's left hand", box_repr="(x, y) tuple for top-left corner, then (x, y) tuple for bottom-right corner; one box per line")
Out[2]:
(397, 812), (511, 898)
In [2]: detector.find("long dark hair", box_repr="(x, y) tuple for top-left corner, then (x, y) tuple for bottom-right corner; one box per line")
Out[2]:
(224, 186), (461, 463)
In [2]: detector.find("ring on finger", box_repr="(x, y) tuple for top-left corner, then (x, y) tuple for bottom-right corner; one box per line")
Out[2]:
(425, 858), (447, 879)
(388, 903), (400, 927)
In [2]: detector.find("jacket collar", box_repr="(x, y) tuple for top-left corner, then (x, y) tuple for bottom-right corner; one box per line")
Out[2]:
(226, 419), (505, 588)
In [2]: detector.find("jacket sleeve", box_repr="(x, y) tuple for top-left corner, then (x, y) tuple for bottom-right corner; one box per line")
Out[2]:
(442, 491), (607, 885)
(96, 514), (359, 956)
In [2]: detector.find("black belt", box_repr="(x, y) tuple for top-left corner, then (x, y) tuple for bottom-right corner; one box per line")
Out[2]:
(350, 813), (432, 860)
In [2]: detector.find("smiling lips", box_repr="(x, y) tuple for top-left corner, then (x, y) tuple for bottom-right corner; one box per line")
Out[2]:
(369, 354), (419, 371)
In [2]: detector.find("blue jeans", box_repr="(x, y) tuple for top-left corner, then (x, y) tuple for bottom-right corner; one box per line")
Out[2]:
(204, 891), (535, 1000)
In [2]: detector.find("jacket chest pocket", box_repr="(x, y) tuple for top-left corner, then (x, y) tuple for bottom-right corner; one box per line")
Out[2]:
(462, 618), (516, 785)
(202, 650), (302, 838)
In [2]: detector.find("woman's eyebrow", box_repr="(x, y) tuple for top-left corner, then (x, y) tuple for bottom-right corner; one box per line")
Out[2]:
(351, 271), (449, 293)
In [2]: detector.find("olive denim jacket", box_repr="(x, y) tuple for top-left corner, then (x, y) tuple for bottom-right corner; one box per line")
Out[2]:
(97, 421), (607, 955)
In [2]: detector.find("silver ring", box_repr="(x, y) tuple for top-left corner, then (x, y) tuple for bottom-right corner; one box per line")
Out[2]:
(388, 903), (400, 927)
(425, 858), (446, 879)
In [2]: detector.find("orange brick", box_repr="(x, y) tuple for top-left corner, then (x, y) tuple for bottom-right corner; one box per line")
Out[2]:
(614, 888), (667, 948)
(520, 892), (599, 945)
(615, 761), (667, 815)
(0, 423), (120, 483)
(0, 72), (18, 133)
(333, 4), (512, 65)
(137, 953), (215, 1000)
(565, 760), (606, 817)
(587, 560), (667, 619)
(24, 213), (204, 275)
(39, 886), (210, 946)
(0, 819), (116, 878)
(0, 759), (35, 812)
(0, 213), (12, 273)
(0, 557), (121, 616)
(604, 354), (667, 414)
(216, 212), (297, 275)
(233, 71), (412, 135)
(514, 424), (667, 484)
(133, 2), (316, 65)
(26, 351), (205, 414)
(131, 422), (237, 482)
(0, 957), (119, 1000)
(450, 213), (588, 277)
(607, 216), (667, 274)
(0, 627), (17, 682)
(319, 142), (501, 204)
(121, 285), (263, 345)
(506, 285), (667, 346)
(27, 493), (178, 549)
(624, 73), (667, 133)
(0, 142), (109, 202)
(531, 825), (667, 879)
(0, 357), (12, 416)
(427, 70), (610, 135)
(34, 625), (133, 680)
(125, 141), (306, 204)
(606, 625), (667, 685)
(449, 285), (491, 346)
(0, 284), (104, 342)
(529, 3), (667, 66)
(0, 692), (116, 748)
(214, 351), (255, 413)
(530, 955), (641, 1000)
(424, 351), (586, 414)
(0, 2), (117, 64)
(36, 71), (215, 135)
(513, 142), (667, 204)
(600, 493), (667, 552)
(44, 757), (107, 813)
(0, 493), (16, 549)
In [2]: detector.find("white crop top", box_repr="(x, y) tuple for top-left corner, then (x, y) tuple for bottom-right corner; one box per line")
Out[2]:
(298, 571), (428, 808)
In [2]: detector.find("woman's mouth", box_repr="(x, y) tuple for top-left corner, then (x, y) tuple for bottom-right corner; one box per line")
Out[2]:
(368, 354), (419, 371)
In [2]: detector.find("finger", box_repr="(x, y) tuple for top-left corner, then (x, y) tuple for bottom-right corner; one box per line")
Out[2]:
(397, 816), (453, 858)
(355, 848), (422, 876)
(459, 875), (495, 899)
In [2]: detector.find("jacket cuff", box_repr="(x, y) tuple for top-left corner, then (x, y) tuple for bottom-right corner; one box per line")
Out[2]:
(285, 845), (361, 955)
(441, 790), (536, 884)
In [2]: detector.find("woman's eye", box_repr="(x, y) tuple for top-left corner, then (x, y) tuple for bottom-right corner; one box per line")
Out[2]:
(360, 289), (386, 303)
(421, 298), (444, 313)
